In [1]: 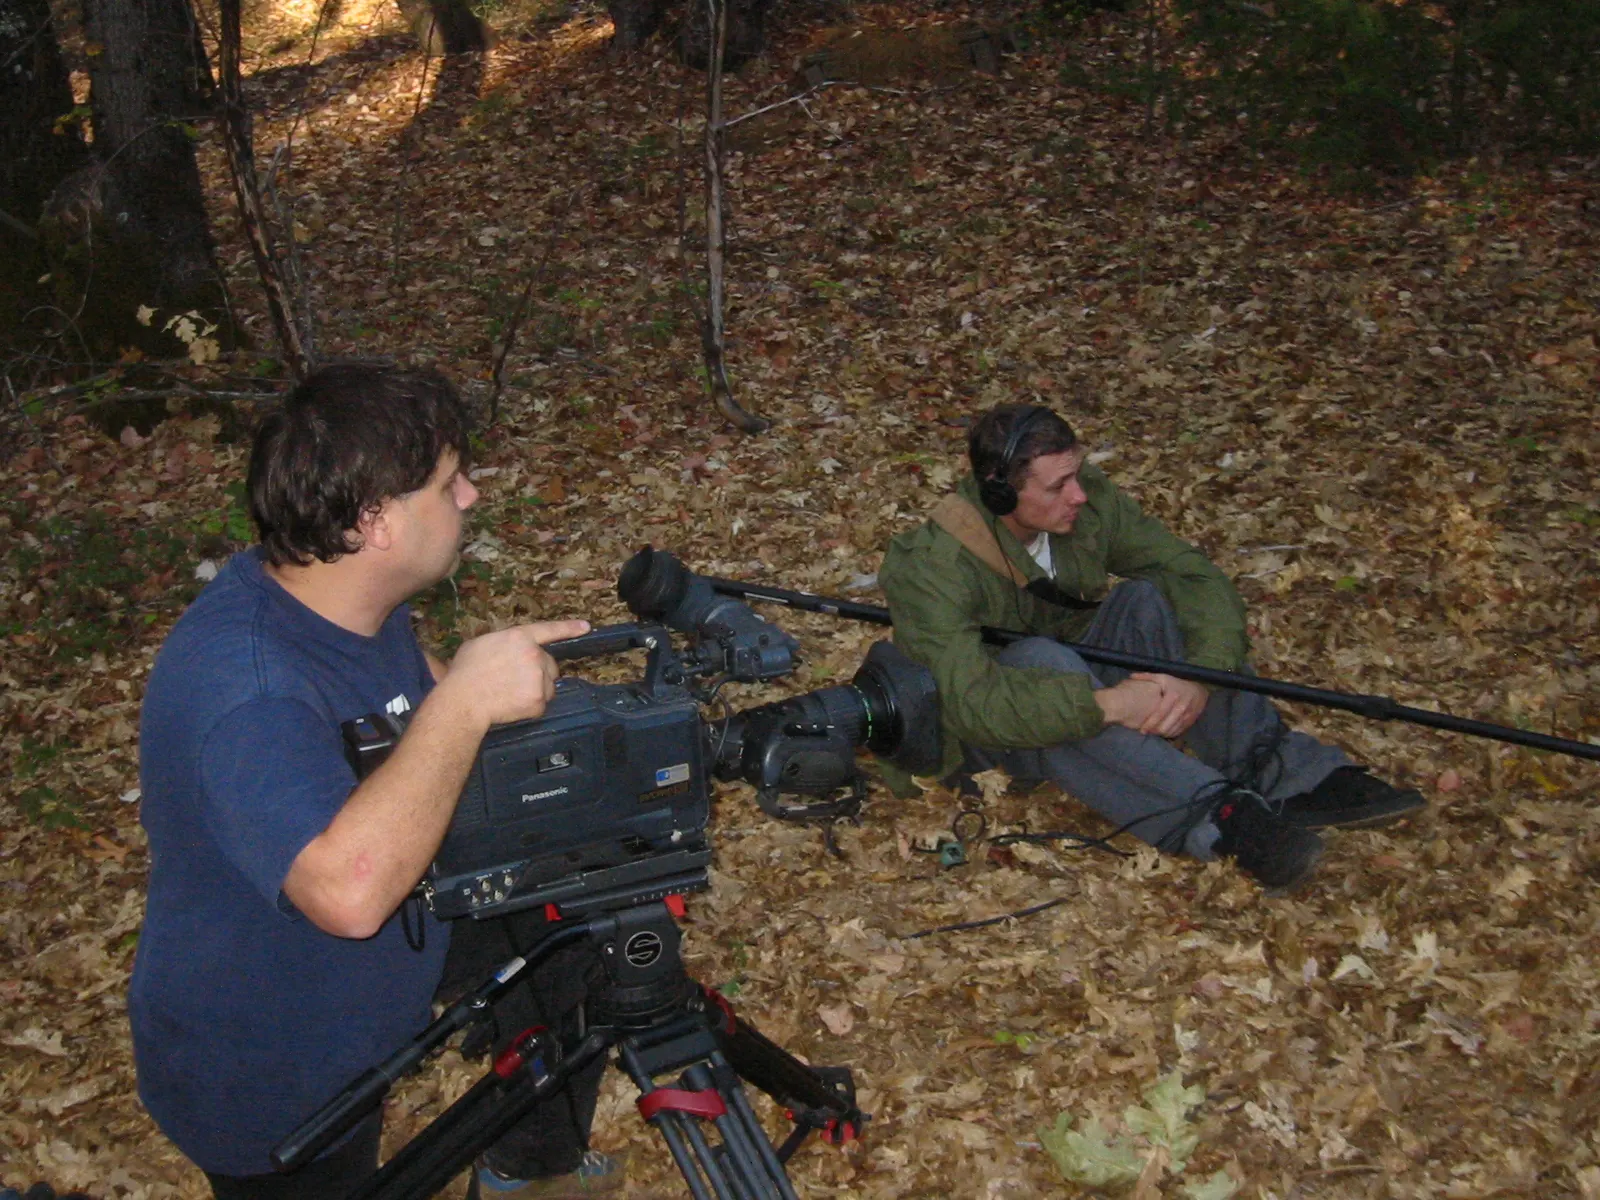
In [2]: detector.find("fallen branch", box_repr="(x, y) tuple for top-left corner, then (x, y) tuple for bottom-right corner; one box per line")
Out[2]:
(0, 205), (40, 242)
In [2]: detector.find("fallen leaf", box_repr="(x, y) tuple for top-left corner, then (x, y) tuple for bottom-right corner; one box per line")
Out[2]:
(817, 1002), (854, 1036)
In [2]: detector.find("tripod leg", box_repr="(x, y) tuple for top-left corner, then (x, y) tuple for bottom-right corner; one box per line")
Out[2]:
(622, 1042), (754, 1200)
(675, 1110), (754, 1200)
(703, 995), (866, 1158)
(682, 1062), (797, 1200)
(644, 1110), (718, 1200)
(714, 1012), (859, 1128)
(349, 1030), (612, 1200)
(703, 1062), (801, 1200)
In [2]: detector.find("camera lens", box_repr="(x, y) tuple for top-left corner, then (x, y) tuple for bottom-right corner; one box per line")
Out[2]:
(850, 641), (941, 776)
(710, 640), (942, 794)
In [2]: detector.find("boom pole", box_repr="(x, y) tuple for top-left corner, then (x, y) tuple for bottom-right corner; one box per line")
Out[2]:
(705, 577), (1600, 765)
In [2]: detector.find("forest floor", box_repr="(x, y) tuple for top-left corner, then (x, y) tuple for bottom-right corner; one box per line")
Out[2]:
(2, 0), (1599, 1196)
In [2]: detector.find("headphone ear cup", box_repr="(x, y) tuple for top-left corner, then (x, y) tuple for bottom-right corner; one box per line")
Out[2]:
(979, 475), (1018, 516)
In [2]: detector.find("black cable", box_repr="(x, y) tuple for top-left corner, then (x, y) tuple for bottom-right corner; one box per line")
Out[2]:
(1232, 721), (1293, 799)
(989, 824), (1129, 857)
(904, 895), (1075, 940)
(909, 809), (987, 857)
(402, 893), (426, 952)
(909, 777), (1260, 941)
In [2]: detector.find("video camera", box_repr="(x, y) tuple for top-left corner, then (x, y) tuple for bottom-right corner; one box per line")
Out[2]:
(342, 547), (941, 923)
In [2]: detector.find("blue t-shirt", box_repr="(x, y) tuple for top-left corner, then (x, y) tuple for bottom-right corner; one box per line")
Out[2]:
(129, 548), (451, 1177)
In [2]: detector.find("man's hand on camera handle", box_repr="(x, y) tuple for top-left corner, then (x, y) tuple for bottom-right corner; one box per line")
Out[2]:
(284, 619), (589, 939)
(433, 620), (589, 729)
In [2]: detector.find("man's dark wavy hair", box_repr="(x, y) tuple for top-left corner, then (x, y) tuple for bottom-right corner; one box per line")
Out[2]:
(968, 404), (1078, 489)
(249, 364), (473, 567)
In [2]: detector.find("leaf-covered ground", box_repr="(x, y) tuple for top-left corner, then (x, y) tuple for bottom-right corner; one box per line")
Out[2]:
(2, 2), (1598, 1196)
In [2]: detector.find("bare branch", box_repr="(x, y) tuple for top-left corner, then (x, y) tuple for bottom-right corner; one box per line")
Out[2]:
(0, 205), (41, 241)
(700, 0), (768, 435)
(217, 0), (311, 378)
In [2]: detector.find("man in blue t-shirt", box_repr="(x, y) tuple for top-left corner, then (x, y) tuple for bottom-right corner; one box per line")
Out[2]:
(130, 365), (615, 1198)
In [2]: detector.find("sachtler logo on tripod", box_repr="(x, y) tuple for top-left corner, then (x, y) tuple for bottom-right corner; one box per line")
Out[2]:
(624, 930), (664, 967)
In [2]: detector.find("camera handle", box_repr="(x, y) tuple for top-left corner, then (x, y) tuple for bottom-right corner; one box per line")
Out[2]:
(325, 900), (864, 1200)
(545, 623), (690, 698)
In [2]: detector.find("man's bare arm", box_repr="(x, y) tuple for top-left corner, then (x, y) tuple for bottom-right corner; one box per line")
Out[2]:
(284, 619), (588, 938)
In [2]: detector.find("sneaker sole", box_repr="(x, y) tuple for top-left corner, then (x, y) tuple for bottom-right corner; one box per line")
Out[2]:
(1284, 795), (1426, 832)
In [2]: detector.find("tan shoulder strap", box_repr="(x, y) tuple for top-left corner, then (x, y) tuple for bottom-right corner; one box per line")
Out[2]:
(928, 494), (1029, 588)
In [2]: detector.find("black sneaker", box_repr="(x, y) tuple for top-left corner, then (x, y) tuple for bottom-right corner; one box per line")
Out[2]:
(1280, 767), (1425, 831)
(1212, 788), (1324, 892)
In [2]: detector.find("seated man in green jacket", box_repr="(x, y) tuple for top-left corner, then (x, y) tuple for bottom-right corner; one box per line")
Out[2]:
(879, 403), (1422, 891)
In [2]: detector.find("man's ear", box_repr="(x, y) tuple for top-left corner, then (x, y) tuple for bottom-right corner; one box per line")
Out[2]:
(355, 502), (392, 552)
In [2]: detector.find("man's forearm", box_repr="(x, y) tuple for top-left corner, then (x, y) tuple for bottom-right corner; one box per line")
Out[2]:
(283, 675), (488, 939)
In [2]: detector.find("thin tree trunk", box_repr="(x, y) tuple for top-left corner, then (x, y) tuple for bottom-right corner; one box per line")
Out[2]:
(218, 0), (310, 378)
(700, 0), (767, 433)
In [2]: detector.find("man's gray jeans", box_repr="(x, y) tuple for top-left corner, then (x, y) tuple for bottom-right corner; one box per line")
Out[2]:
(965, 580), (1350, 859)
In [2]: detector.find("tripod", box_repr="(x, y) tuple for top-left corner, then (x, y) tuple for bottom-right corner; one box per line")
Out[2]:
(275, 898), (865, 1200)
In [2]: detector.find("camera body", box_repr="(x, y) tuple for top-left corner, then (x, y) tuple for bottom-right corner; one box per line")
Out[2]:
(343, 550), (941, 923)
(345, 623), (718, 921)
(432, 671), (711, 920)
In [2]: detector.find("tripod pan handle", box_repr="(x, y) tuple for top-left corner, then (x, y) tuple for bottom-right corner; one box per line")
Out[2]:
(270, 1065), (391, 1172)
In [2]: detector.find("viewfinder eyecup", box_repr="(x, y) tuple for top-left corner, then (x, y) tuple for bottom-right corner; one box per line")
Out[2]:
(617, 546), (691, 624)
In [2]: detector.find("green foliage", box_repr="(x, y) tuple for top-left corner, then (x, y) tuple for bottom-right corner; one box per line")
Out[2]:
(17, 784), (88, 830)
(1180, 0), (1451, 176)
(0, 504), (244, 661)
(1062, 0), (1600, 179)
(1039, 1115), (1146, 1188)
(1122, 1071), (1205, 1170)
(195, 482), (253, 544)
(1040, 1071), (1219, 1192)
(13, 739), (86, 830)
(1466, 0), (1600, 147)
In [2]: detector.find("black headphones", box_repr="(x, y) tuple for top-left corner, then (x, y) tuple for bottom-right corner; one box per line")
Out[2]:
(977, 405), (1049, 517)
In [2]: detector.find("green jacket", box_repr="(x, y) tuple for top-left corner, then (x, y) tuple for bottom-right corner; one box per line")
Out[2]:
(877, 467), (1248, 784)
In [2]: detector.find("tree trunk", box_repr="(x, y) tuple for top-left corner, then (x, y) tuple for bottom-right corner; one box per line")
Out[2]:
(396, 0), (490, 56)
(75, 0), (233, 344)
(700, 0), (767, 433)
(219, 0), (310, 378)
(606, 0), (667, 51)
(0, 0), (87, 354)
(1, 0), (85, 226)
